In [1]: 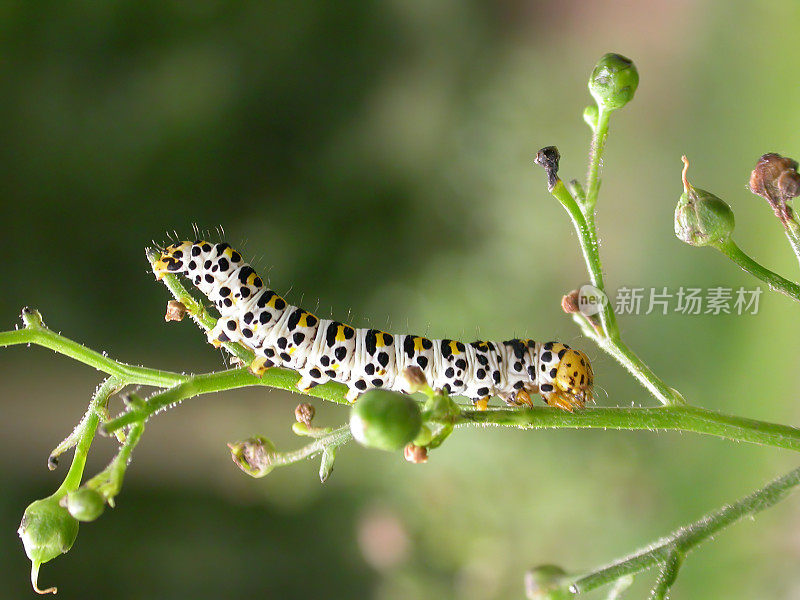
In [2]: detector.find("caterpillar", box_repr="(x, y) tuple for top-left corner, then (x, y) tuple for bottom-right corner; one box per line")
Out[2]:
(154, 241), (594, 411)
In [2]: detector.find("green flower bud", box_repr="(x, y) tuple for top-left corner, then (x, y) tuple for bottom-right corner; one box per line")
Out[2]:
(350, 390), (422, 452)
(675, 156), (735, 247)
(588, 53), (638, 112)
(228, 436), (278, 477)
(524, 565), (571, 600)
(63, 488), (105, 522)
(18, 494), (80, 594)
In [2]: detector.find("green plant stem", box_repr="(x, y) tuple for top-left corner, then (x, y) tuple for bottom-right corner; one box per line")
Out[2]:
(0, 323), (183, 388)
(272, 424), (352, 468)
(563, 463), (800, 595)
(549, 180), (681, 406)
(584, 321), (682, 406)
(606, 575), (634, 600)
(649, 551), (683, 600)
(5, 310), (796, 452)
(87, 419), (144, 505)
(716, 239), (800, 302)
(550, 180), (615, 336)
(783, 219), (800, 271)
(455, 405), (800, 452)
(103, 367), (349, 434)
(585, 107), (611, 212)
(146, 248), (256, 365)
(0, 318), (352, 425)
(55, 378), (121, 495)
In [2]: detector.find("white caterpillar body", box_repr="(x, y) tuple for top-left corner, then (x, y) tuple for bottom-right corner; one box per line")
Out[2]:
(155, 241), (594, 411)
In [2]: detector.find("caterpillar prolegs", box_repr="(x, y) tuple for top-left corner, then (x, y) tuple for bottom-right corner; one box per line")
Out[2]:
(154, 241), (594, 411)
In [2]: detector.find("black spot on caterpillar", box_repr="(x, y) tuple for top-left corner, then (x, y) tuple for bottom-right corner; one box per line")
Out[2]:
(154, 241), (594, 411)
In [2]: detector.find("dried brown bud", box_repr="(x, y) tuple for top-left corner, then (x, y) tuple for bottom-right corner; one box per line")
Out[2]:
(164, 300), (187, 322)
(749, 153), (800, 226)
(294, 402), (315, 425)
(561, 290), (581, 314)
(227, 436), (277, 477)
(750, 153), (800, 199)
(404, 444), (428, 464)
(402, 366), (428, 393)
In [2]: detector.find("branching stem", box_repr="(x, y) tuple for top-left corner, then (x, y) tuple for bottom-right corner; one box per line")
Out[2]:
(716, 239), (800, 302)
(456, 405), (800, 452)
(563, 464), (800, 595)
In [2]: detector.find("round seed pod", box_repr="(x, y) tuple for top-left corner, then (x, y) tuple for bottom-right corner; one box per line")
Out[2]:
(350, 390), (422, 452)
(18, 494), (80, 594)
(64, 489), (105, 522)
(675, 156), (735, 247)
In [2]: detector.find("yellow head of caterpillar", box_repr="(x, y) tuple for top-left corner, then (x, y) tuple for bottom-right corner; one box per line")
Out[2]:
(152, 241), (193, 280)
(551, 349), (594, 411)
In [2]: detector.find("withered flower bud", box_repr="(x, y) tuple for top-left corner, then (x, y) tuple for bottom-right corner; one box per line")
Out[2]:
(561, 290), (581, 314)
(228, 436), (278, 477)
(749, 153), (800, 225)
(294, 402), (315, 425)
(404, 444), (428, 464)
(164, 300), (187, 322)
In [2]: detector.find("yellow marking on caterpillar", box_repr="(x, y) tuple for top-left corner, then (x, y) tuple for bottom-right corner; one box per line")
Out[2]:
(413, 337), (427, 352)
(551, 349), (594, 411)
(376, 332), (388, 347)
(335, 325), (348, 342)
(449, 340), (462, 355)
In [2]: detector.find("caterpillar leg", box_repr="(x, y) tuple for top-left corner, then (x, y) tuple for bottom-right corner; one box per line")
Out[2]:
(345, 388), (360, 403)
(542, 391), (584, 413)
(207, 316), (239, 348)
(249, 357), (274, 377)
(472, 397), (490, 411)
(514, 389), (534, 408)
(296, 375), (317, 393)
(500, 390), (534, 409)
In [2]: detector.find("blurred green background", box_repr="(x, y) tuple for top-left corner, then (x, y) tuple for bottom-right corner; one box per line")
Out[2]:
(2, 1), (800, 598)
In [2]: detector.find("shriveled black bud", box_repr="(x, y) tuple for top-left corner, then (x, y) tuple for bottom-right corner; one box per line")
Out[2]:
(534, 146), (561, 191)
